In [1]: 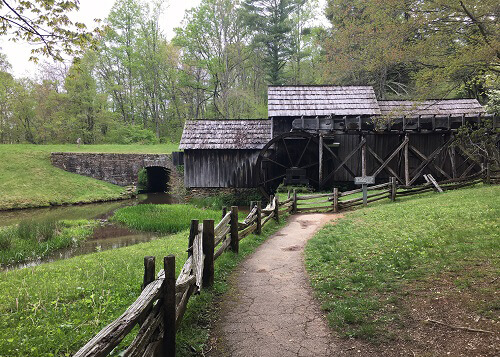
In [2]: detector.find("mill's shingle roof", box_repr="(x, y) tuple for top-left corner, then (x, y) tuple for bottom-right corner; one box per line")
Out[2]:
(179, 120), (271, 150)
(379, 99), (485, 118)
(268, 85), (381, 117)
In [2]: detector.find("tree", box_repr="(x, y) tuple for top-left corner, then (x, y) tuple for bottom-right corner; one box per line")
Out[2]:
(65, 52), (110, 144)
(241, 0), (305, 85)
(323, 0), (499, 99)
(0, 0), (97, 62)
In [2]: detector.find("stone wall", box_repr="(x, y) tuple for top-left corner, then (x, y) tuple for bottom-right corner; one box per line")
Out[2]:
(51, 152), (181, 189)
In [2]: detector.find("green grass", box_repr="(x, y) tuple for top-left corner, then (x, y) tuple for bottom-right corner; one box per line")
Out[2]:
(305, 184), (500, 340)
(0, 211), (286, 356)
(0, 144), (179, 210)
(0, 220), (96, 266)
(112, 204), (231, 234)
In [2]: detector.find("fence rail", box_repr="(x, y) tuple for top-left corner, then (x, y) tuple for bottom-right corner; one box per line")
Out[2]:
(75, 167), (498, 357)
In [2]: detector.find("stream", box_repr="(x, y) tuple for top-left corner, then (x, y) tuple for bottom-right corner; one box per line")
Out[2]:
(0, 193), (179, 271)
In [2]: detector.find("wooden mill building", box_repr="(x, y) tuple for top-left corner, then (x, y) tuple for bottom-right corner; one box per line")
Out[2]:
(180, 85), (495, 194)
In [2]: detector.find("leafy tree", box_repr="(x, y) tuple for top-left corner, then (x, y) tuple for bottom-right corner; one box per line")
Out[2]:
(0, 0), (97, 62)
(323, 0), (499, 99)
(241, 0), (305, 85)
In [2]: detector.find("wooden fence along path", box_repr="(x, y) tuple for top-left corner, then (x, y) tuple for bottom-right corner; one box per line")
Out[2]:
(74, 168), (498, 357)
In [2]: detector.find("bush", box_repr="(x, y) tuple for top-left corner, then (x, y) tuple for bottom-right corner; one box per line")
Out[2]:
(104, 124), (159, 145)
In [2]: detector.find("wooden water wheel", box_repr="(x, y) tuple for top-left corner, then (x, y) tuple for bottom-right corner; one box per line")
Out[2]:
(256, 131), (334, 196)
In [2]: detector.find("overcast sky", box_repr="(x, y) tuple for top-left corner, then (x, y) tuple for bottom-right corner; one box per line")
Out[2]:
(0, 0), (327, 78)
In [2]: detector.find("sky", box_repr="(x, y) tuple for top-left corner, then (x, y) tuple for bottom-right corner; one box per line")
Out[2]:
(0, 0), (328, 78)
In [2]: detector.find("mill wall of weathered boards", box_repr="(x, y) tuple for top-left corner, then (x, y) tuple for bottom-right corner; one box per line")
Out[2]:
(74, 168), (499, 357)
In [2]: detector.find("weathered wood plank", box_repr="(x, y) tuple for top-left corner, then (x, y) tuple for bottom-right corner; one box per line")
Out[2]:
(214, 238), (231, 260)
(238, 222), (257, 241)
(214, 213), (231, 236)
(74, 273), (165, 357)
(296, 193), (333, 200)
(214, 225), (231, 247)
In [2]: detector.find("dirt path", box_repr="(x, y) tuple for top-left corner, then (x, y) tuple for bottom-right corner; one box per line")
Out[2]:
(210, 213), (341, 357)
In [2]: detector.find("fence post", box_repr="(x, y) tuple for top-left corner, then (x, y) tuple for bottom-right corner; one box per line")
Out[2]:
(222, 206), (227, 219)
(333, 188), (339, 213)
(230, 206), (239, 253)
(202, 220), (215, 288)
(274, 195), (280, 223)
(292, 189), (297, 214)
(256, 201), (262, 235)
(187, 220), (198, 257)
(390, 177), (397, 202)
(288, 189), (291, 200)
(142, 256), (155, 290)
(162, 255), (176, 357)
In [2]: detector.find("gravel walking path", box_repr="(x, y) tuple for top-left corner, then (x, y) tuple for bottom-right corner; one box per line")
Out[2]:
(210, 213), (341, 357)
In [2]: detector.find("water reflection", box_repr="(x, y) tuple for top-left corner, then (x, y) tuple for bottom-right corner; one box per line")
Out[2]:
(0, 193), (180, 271)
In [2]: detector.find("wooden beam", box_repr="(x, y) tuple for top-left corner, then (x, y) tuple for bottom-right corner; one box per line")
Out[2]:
(319, 134), (324, 187)
(449, 146), (457, 178)
(404, 135), (410, 186)
(409, 136), (455, 185)
(372, 135), (409, 177)
(361, 136), (366, 177)
(409, 144), (452, 180)
(321, 141), (357, 178)
(366, 144), (404, 184)
(321, 137), (367, 185)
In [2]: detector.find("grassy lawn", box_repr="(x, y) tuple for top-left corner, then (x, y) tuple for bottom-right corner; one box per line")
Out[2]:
(0, 144), (179, 210)
(305, 184), (499, 341)
(0, 220), (96, 266)
(0, 203), (286, 356)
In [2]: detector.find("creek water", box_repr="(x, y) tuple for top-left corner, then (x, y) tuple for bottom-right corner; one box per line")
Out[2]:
(1, 193), (179, 271)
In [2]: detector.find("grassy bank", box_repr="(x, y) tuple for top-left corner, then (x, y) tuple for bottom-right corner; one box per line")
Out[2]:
(113, 204), (224, 234)
(0, 205), (286, 356)
(0, 220), (96, 266)
(305, 184), (499, 340)
(0, 144), (178, 210)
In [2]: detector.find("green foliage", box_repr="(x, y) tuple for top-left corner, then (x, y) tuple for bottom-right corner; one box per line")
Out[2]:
(0, 220), (96, 266)
(104, 124), (159, 145)
(305, 185), (500, 339)
(0, 1), (97, 62)
(112, 204), (223, 233)
(324, 0), (499, 99)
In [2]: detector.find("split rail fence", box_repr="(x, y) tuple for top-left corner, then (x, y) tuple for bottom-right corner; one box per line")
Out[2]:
(74, 167), (498, 357)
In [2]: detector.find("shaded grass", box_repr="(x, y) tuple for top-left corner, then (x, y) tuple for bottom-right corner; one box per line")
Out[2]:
(0, 212), (286, 356)
(305, 184), (500, 340)
(0, 220), (96, 266)
(0, 144), (178, 210)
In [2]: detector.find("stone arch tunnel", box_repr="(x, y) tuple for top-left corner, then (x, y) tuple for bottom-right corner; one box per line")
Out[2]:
(51, 153), (181, 192)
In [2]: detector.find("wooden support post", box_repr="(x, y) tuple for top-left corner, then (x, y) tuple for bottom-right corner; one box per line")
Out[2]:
(390, 177), (397, 202)
(485, 163), (491, 185)
(256, 201), (262, 235)
(292, 189), (297, 214)
(319, 134), (324, 186)
(361, 137), (367, 177)
(333, 188), (339, 213)
(162, 255), (176, 357)
(230, 206), (239, 253)
(274, 195), (280, 223)
(222, 207), (227, 219)
(187, 220), (198, 257)
(202, 220), (215, 288)
(404, 135), (410, 186)
(287, 190), (291, 200)
(142, 256), (155, 290)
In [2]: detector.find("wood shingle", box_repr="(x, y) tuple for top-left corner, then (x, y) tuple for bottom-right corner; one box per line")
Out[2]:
(179, 120), (271, 150)
(268, 85), (381, 117)
(379, 99), (485, 118)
